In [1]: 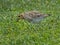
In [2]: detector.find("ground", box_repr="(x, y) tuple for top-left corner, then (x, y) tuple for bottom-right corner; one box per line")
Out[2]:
(0, 0), (60, 45)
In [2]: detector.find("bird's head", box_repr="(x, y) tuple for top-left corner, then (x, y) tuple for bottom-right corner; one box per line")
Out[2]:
(18, 14), (24, 19)
(16, 14), (24, 22)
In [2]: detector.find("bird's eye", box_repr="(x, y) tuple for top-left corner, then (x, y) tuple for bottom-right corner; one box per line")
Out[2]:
(18, 15), (20, 17)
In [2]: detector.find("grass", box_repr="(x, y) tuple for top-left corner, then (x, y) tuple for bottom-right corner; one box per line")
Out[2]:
(0, 0), (60, 45)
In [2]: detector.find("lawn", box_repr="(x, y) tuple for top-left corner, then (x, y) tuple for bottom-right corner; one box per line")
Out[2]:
(0, 0), (60, 45)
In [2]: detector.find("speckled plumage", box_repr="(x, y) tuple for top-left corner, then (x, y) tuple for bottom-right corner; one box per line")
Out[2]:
(17, 11), (50, 23)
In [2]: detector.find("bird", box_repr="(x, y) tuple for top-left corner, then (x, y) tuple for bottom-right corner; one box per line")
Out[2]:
(17, 11), (50, 23)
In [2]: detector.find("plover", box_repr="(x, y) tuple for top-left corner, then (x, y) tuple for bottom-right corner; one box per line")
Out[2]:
(17, 11), (50, 23)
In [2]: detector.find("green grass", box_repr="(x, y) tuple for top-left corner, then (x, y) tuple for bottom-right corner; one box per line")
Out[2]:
(0, 0), (60, 45)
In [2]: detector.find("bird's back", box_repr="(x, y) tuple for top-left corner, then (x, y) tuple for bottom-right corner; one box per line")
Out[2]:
(17, 11), (50, 23)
